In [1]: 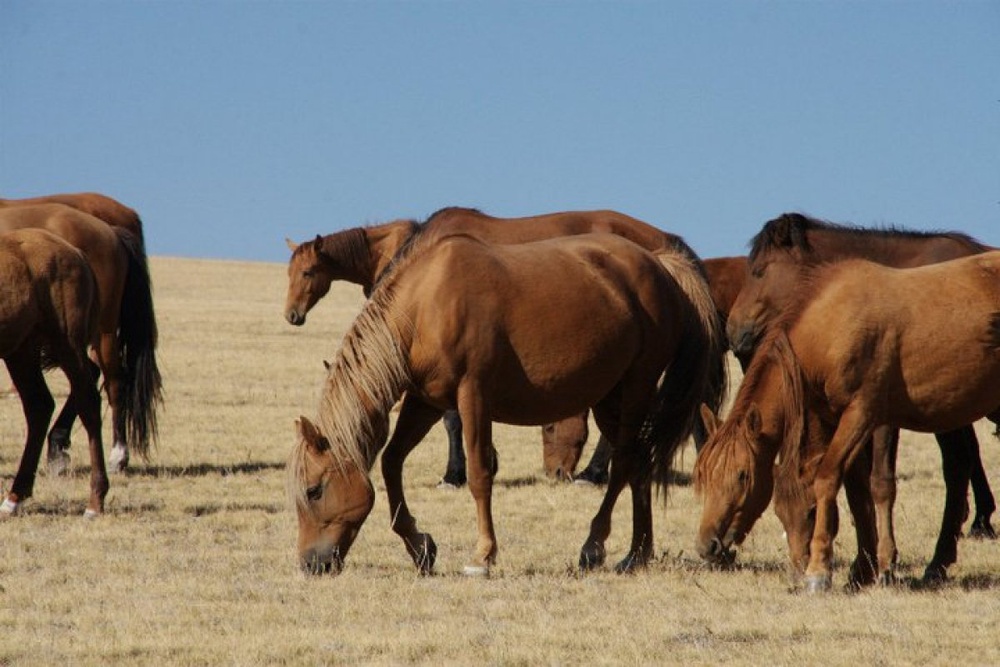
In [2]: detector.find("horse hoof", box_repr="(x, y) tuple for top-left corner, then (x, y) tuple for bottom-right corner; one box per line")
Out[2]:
(573, 470), (608, 486)
(922, 565), (949, 586)
(804, 574), (832, 593)
(614, 553), (648, 574)
(462, 564), (490, 578)
(579, 544), (606, 571)
(47, 451), (71, 477)
(436, 480), (461, 490)
(109, 445), (129, 473)
(83, 508), (101, 519)
(0, 497), (20, 517)
(968, 518), (997, 540)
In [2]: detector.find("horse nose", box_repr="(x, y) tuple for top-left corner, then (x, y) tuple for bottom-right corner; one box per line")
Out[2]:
(300, 548), (342, 576)
(728, 326), (756, 359)
(286, 310), (305, 326)
(698, 536), (724, 562)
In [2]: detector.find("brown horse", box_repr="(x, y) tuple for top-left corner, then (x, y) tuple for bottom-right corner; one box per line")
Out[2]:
(286, 207), (725, 488)
(728, 213), (998, 580)
(553, 255), (749, 483)
(0, 229), (108, 517)
(0, 204), (162, 473)
(287, 231), (726, 576)
(0, 192), (145, 248)
(695, 254), (1000, 592)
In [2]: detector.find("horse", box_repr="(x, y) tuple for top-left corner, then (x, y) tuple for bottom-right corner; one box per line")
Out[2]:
(285, 207), (724, 488)
(555, 256), (749, 483)
(0, 229), (108, 517)
(287, 231), (726, 576)
(727, 213), (998, 580)
(695, 254), (1000, 592)
(0, 192), (145, 248)
(0, 204), (162, 473)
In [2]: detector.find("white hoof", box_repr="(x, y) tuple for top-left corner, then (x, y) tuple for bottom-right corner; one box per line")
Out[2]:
(462, 564), (490, 577)
(0, 497), (20, 517)
(83, 508), (100, 519)
(109, 444), (129, 473)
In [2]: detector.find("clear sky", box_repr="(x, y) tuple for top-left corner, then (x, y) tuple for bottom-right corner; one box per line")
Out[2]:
(2, 1), (997, 263)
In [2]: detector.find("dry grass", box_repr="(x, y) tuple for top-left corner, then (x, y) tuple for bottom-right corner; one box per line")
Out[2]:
(0, 256), (998, 666)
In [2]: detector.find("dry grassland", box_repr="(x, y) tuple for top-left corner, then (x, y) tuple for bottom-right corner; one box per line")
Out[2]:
(1, 256), (999, 666)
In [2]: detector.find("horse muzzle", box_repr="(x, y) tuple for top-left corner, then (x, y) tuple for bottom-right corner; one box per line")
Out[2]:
(286, 310), (307, 326)
(300, 547), (344, 576)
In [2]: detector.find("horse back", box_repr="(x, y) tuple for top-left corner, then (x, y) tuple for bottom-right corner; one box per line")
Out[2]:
(1, 192), (143, 241)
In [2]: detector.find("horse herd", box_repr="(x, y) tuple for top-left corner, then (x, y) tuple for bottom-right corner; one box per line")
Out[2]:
(1, 194), (997, 594)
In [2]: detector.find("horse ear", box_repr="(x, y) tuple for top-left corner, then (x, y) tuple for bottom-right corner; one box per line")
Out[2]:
(297, 416), (330, 453)
(699, 403), (720, 438)
(322, 359), (331, 371)
(286, 238), (298, 252)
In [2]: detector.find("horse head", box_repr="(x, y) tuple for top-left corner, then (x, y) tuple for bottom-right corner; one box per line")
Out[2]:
(541, 412), (589, 482)
(694, 404), (775, 564)
(290, 417), (375, 575)
(284, 236), (333, 326)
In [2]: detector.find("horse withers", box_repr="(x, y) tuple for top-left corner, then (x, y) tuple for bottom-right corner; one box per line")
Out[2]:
(696, 254), (1000, 592)
(0, 229), (107, 517)
(287, 231), (726, 576)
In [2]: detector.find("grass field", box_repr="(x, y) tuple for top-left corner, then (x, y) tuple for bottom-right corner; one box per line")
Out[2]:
(0, 256), (998, 666)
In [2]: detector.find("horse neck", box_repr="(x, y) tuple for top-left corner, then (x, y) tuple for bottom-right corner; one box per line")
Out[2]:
(317, 288), (412, 472)
(364, 220), (420, 285)
(806, 227), (981, 265)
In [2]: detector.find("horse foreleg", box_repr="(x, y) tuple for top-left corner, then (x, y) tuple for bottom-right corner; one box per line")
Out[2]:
(438, 410), (467, 488)
(574, 434), (611, 486)
(380, 394), (442, 575)
(805, 404), (871, 593)
(962, 426), (996, 539)
(96, 332), (128, 472)
(869, 425), (899, 584)
(46, 358), (100, 477)
(842, 441), (878, 588)
(457, 384), (497, 576)
(924, 427), (975, 583)
(2, 355), (55, 517)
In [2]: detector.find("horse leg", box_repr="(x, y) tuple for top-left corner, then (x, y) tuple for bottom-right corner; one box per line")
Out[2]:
(574, 434), (611, 486)
(438, 409), (467, 488)
(805, 404), (871, 593)
(1, 354), (55, 517)
(842, 442), (878, 589)
(924, 427), (974, 583)
(60, 349), (108, 516)
(456, 383), (498, 576)
(380, 394), (443, 574)
(869, 425), (900, 584)
(962, 425), (996, 539)
(46, 358), (100, 477)
(97, 332), (128, 472)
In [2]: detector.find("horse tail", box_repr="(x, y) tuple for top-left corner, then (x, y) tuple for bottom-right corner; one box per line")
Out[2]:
(114, 226), (162, 459)
(644, 248), (728, 495)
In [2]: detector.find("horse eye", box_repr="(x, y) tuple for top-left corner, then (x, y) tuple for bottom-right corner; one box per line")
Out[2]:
(737, 470), (749, 486)
(306, 484), (323, 502)
(302, 270), (314, 279)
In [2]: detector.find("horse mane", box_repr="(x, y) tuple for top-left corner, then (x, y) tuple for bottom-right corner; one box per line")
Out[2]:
(307, 227), (370, 271)
(748, 212), (988, 264)
(286, 254), (416, 507)
(424, 206), (486, 223)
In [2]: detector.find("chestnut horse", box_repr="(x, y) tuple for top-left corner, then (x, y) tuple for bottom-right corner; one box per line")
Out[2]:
(0, 204), (161, 473)
(287, 231), (726, 576)
(285, 207), (724, 487)
(727, 213), (997, 580)
(1, 193), (151, 471)
(0, 230), (107, 517)
(552, 255), (749, 483)
(696, 254), (1000, 591)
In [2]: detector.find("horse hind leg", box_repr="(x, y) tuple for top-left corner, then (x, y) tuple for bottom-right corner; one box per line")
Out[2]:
(96, 332), (128, 472)
(2, 352), (55, 517)
(61, 349), (108, 517)
(869, 426), (900, 585)
(963, 427), (996, 539)
(924, 427), (975, 583)
(46, 357), (100, 476)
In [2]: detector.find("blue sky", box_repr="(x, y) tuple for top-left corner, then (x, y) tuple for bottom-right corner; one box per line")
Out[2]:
(2, 1), (997, 262)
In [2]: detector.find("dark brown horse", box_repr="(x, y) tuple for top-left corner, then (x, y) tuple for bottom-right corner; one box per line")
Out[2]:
(286, 207), (725, 487)
(0, 229), (108, 517)
(696, 254), (1000, 591)
(727, 213), (997, 579)
(0, 204), (162, 473)
(287, 231), (726, 576)
(557, 255), (749, 483)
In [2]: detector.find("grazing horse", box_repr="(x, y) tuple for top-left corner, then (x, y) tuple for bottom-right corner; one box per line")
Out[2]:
(287, 231), (726, 575)
(558, 255), (749, 483)
(727, 213), (998, 581)
(695, 255), (1000, 591)
(285, 207), (724, 487)
(0, 204), (162, 473)
(0, 229), (107, 517)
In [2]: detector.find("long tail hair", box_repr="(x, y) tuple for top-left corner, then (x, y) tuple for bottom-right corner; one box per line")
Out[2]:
(643, 248), (729, 495)
(114, 227), (162, 458)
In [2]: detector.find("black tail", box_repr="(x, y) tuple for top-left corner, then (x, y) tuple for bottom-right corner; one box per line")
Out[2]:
(114, 227), (162, 458)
